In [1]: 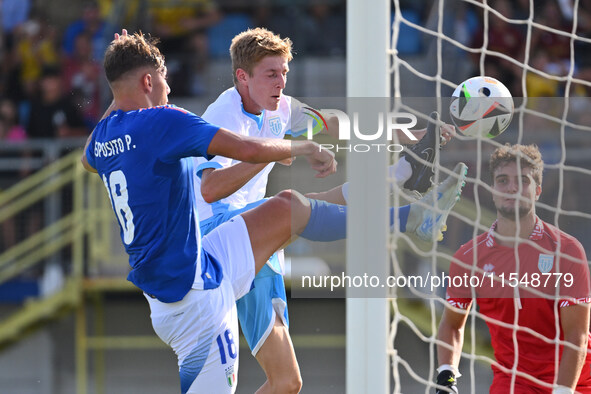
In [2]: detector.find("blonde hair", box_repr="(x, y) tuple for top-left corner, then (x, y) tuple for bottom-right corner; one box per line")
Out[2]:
(230, 28), (293, 84)
(489, 143), (544, 185)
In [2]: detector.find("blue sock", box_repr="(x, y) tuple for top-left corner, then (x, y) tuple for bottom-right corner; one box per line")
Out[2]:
(299, 199), (347, 241)
(393, 205), (410, 232)
(299, 199), (411, 241)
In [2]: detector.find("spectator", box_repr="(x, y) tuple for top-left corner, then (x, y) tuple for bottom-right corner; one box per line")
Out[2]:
(62, 33), (103, 129)
(62, 0), (107, 62)
(470, 0), (525, 96)
(27, 66), (87, 139)
(531, 0), (573, 64)
(251, 4), (297, 49)
(1, 0), (32, 51)
(0, 98), (28, 253)
(0, 98), (27, 142)
(301, 2), (346, 56)
(526, 48), (561, 97)
(13, 18), (61, 99)
(148, 0), (221, 96)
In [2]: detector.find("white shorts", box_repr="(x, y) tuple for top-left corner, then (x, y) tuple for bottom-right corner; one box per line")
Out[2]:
(145, 216), (255, 394)
(201, 216), (256, 300)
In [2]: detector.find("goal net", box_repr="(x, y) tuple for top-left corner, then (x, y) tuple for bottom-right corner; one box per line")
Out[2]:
(346, 0), (591, 393)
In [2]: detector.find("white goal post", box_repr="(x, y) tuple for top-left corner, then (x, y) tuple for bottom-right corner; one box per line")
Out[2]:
(346, 0), (391, 393)
(347, 0), (591, 393)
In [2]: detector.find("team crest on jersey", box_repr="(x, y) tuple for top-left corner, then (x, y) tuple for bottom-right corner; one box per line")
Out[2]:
(225, 365), (236, 387)
(269, 116), (282, 136)
(538, 253), (554, 273)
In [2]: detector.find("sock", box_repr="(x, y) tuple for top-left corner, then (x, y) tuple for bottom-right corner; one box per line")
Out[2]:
(341, 182), (349, 204)
(299, 199), (347, 241)
(391, 157), (412, 187)
(392, 205), (410, 232)
(299, 199), (411, 241)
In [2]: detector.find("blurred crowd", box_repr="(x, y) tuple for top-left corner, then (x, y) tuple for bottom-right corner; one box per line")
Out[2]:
(449, 0), (591, 97)
(3, 0), (590, 146)
(0, 0), (346, 144)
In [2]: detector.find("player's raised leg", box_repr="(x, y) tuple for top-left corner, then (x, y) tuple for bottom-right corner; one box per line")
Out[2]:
(240, 187), (351, 273)
(242, 162), (467, 273)
(304, 164), (468, 243)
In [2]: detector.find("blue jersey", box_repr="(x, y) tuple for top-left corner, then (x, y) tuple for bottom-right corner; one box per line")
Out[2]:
(85, 105), (222, 302)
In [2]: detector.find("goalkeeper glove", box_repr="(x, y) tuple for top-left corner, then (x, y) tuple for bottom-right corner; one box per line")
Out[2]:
(435, 369), (458, 393)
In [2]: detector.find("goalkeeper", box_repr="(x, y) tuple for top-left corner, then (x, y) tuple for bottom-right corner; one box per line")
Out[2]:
(436, 144), (591, 394)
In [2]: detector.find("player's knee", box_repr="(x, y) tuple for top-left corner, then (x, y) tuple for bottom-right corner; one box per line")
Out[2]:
(285, 373), (303, 394)
(274, 189), (310, 213)
(274, 189), (295, 203)
(270, 372), (302, 394)
(266, 190), (292, 216)
(273, 190), (311, 233)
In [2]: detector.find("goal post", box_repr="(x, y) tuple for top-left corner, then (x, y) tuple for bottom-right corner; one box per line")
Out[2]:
(347, 0), (591, 393)
(346, 0), (391, 393)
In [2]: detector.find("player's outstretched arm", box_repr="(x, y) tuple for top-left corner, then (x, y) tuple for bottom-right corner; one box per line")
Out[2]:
(207, 127), (336, 178)
(200, 163), (268, 203)
(556, 303), (590, 391)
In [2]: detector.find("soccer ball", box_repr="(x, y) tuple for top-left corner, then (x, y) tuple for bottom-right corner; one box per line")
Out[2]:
(449, 76), (514, 138)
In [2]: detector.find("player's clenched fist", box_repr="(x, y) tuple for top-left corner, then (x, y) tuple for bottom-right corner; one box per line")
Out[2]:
(305, 144), (336, 178)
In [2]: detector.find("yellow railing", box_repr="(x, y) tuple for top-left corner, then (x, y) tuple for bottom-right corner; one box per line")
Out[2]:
(0, 148), (141, 394)
(0, 151), (85, 338)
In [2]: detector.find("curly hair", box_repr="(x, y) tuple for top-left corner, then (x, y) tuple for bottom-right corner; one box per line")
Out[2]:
(229, 27), (293, 84)
(489, 143), (544, 185)
(103, 32), (165, 83)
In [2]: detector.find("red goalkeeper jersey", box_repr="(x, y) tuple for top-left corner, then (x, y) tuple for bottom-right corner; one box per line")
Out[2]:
(446, 217), (591, 392)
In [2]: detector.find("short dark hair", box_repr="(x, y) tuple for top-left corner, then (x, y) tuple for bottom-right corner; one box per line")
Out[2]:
(103, 32), (165, 83)
(490, 143), (544, 185)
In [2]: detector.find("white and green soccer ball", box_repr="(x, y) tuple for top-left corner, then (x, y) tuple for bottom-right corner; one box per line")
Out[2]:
(450, 76), (514, 138)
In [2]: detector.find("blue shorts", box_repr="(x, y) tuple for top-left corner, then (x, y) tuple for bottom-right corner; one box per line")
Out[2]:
(236, 264), (289, 355)
(199, 199), (289, 356)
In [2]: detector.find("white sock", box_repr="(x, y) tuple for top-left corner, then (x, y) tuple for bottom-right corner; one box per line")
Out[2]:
(341, 182), (349, 204)
(390, 157), (412, 187)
